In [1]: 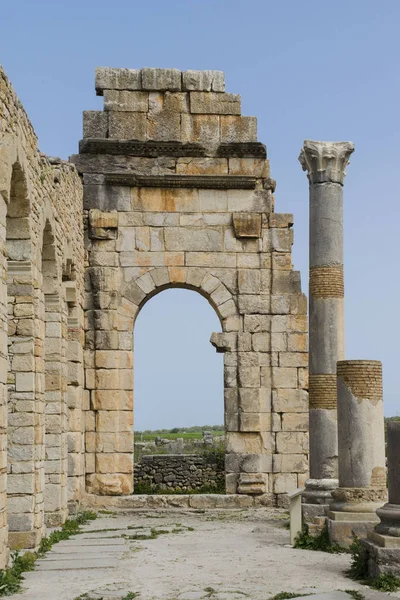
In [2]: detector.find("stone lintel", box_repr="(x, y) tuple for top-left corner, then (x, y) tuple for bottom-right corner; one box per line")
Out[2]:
(104, 173), (258, 190)
(299, 140), (354, 185)
(78, 139), (267, 159)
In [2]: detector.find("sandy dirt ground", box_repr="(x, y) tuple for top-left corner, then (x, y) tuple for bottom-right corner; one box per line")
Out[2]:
(9, 508), (399, 600)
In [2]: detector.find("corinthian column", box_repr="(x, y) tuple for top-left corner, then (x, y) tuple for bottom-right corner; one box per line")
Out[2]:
(299, 140), (354, 515)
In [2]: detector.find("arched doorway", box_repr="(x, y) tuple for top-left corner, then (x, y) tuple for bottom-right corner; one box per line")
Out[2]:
(133, 287), (224, 493)
(6, 162), (39, 547)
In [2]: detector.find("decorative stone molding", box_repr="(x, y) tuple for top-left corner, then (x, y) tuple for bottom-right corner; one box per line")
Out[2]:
(299, 140), (354, 185)
(79, 139), (267, 160)
(104, 173), (257, 190)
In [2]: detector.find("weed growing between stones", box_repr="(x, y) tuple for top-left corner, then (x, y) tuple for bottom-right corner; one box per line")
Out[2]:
(343, 590), (365, 600)
(294, 523), (343, 553)
(123, 525), (193, 541)
(133, 481), (225, 494)
(0, 511), (97, 597)
(346, 535), (400, 591)
(268, 593), (309, 600)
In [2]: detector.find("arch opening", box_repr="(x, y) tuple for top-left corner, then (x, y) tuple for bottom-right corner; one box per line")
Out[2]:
(133, 287), (225, 494)
(41, 220), (67, 527)
(6, 163), (38, 547)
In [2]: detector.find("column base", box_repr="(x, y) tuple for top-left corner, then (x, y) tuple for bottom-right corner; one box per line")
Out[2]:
(375, 503), (400, 537)
(302, 478), (338, 520)
(362, 533), (400, 578)
(327, 509), (379, 548)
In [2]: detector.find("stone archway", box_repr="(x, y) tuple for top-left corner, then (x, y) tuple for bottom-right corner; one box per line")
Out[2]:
(78, 67), (309, 504)
(5, 160), (40, 549)
(132, 285), (225, 493)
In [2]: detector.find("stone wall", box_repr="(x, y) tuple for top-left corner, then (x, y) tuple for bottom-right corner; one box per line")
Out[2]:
(0, 64), (311, 567)
(73, 67), (309, 505)
(0, 65), (84, 562)
(135, 454), (224, 492)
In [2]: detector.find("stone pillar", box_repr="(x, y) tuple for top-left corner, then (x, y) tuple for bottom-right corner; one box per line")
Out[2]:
(328, 360), (387, 547)
(299, 140), (354, 515)
(362, 422), (400, 577)
(375, 421), (400, 536)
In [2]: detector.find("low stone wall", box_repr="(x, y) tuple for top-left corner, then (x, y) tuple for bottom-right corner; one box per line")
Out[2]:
(134, 454), (224, 492)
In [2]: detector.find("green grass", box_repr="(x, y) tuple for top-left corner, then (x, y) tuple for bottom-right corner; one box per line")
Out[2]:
(294, 523), (343, 553)
(0, 511), (97, 597)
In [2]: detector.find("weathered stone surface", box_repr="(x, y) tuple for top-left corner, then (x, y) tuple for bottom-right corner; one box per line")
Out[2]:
(142, 68), (182, 91)
(95, 67), (142, 95)
(83, 111), (108, 138)
(182, 70), (225, 92)
(104, 90), (149, 112)
(190, 92), (241, 115)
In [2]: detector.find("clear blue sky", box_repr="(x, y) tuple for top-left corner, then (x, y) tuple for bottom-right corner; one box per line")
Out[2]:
(2, 1), (399, 425)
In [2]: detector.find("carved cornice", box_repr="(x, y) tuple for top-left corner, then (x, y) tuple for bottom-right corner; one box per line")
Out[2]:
(78, 139), (267, 160)
(79, 139), (206, 158)
(104, 173), (257, 189)
(299, 140), (354, 185)
(216, 143), (267, 159)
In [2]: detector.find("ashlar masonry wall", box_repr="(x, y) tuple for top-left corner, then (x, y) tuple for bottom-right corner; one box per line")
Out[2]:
(0, 65), (84, 563)
(73, 67), (309, 506)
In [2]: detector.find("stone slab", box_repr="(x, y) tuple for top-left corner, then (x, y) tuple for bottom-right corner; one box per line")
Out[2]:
(35, 557), (120, 570)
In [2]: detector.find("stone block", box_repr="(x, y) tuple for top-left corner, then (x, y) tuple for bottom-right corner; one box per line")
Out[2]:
(276, 431), (309, 454)
(182, 70), (225, 92)
(273, 473), (297, 494)
(237, 473), (267, 495)
(229, 158), (269, 177)
(96, 453), (133, 474)
(176, 158), (227, 175)
(96, 410), (133, 432)
(95, 67), (142, 94)
(181, 114), (220, 148)
(147, 110), (181, 142)
(83, 111), (108, 138)
(271, 367), (297, 388)
(239, 388), (271, 413)
(108, 112), (147, 140)
(190, 92), (241, 115)
(233, 213), (262, 238)
(164, 227), (222, 252)
(220, 116), (257, 143)
(103, 90), (148, 112)
(273, 453), (308, 474)
(279, 352), (308, 368)
(240, 412), (271, 432)
(281, 413), (309, 432)
(141, 68), (181, 91)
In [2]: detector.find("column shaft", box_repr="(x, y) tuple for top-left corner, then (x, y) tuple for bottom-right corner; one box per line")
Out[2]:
(299, 140), (354, 507)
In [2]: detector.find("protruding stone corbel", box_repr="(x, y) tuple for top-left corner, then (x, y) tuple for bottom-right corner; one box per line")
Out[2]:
(89, 209), (118, 240)
(299, 140), (354, 185)
(210, 332), (237, 353)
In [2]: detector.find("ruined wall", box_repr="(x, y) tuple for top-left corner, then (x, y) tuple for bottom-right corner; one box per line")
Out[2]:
(73, 67), (309, 506)
(0, 65), (84, 560)
(135, 454), (224, 492)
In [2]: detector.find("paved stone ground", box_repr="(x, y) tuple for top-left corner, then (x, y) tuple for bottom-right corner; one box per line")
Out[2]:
(10, 508), (400, 600)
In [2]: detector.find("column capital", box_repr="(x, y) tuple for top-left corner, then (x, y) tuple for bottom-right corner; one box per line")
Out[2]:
(299, 140), (354, 185)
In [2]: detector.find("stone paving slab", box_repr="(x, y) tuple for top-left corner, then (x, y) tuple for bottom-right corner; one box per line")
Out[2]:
(10, 509), (400, 600)
(35, 557), (121, 571)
